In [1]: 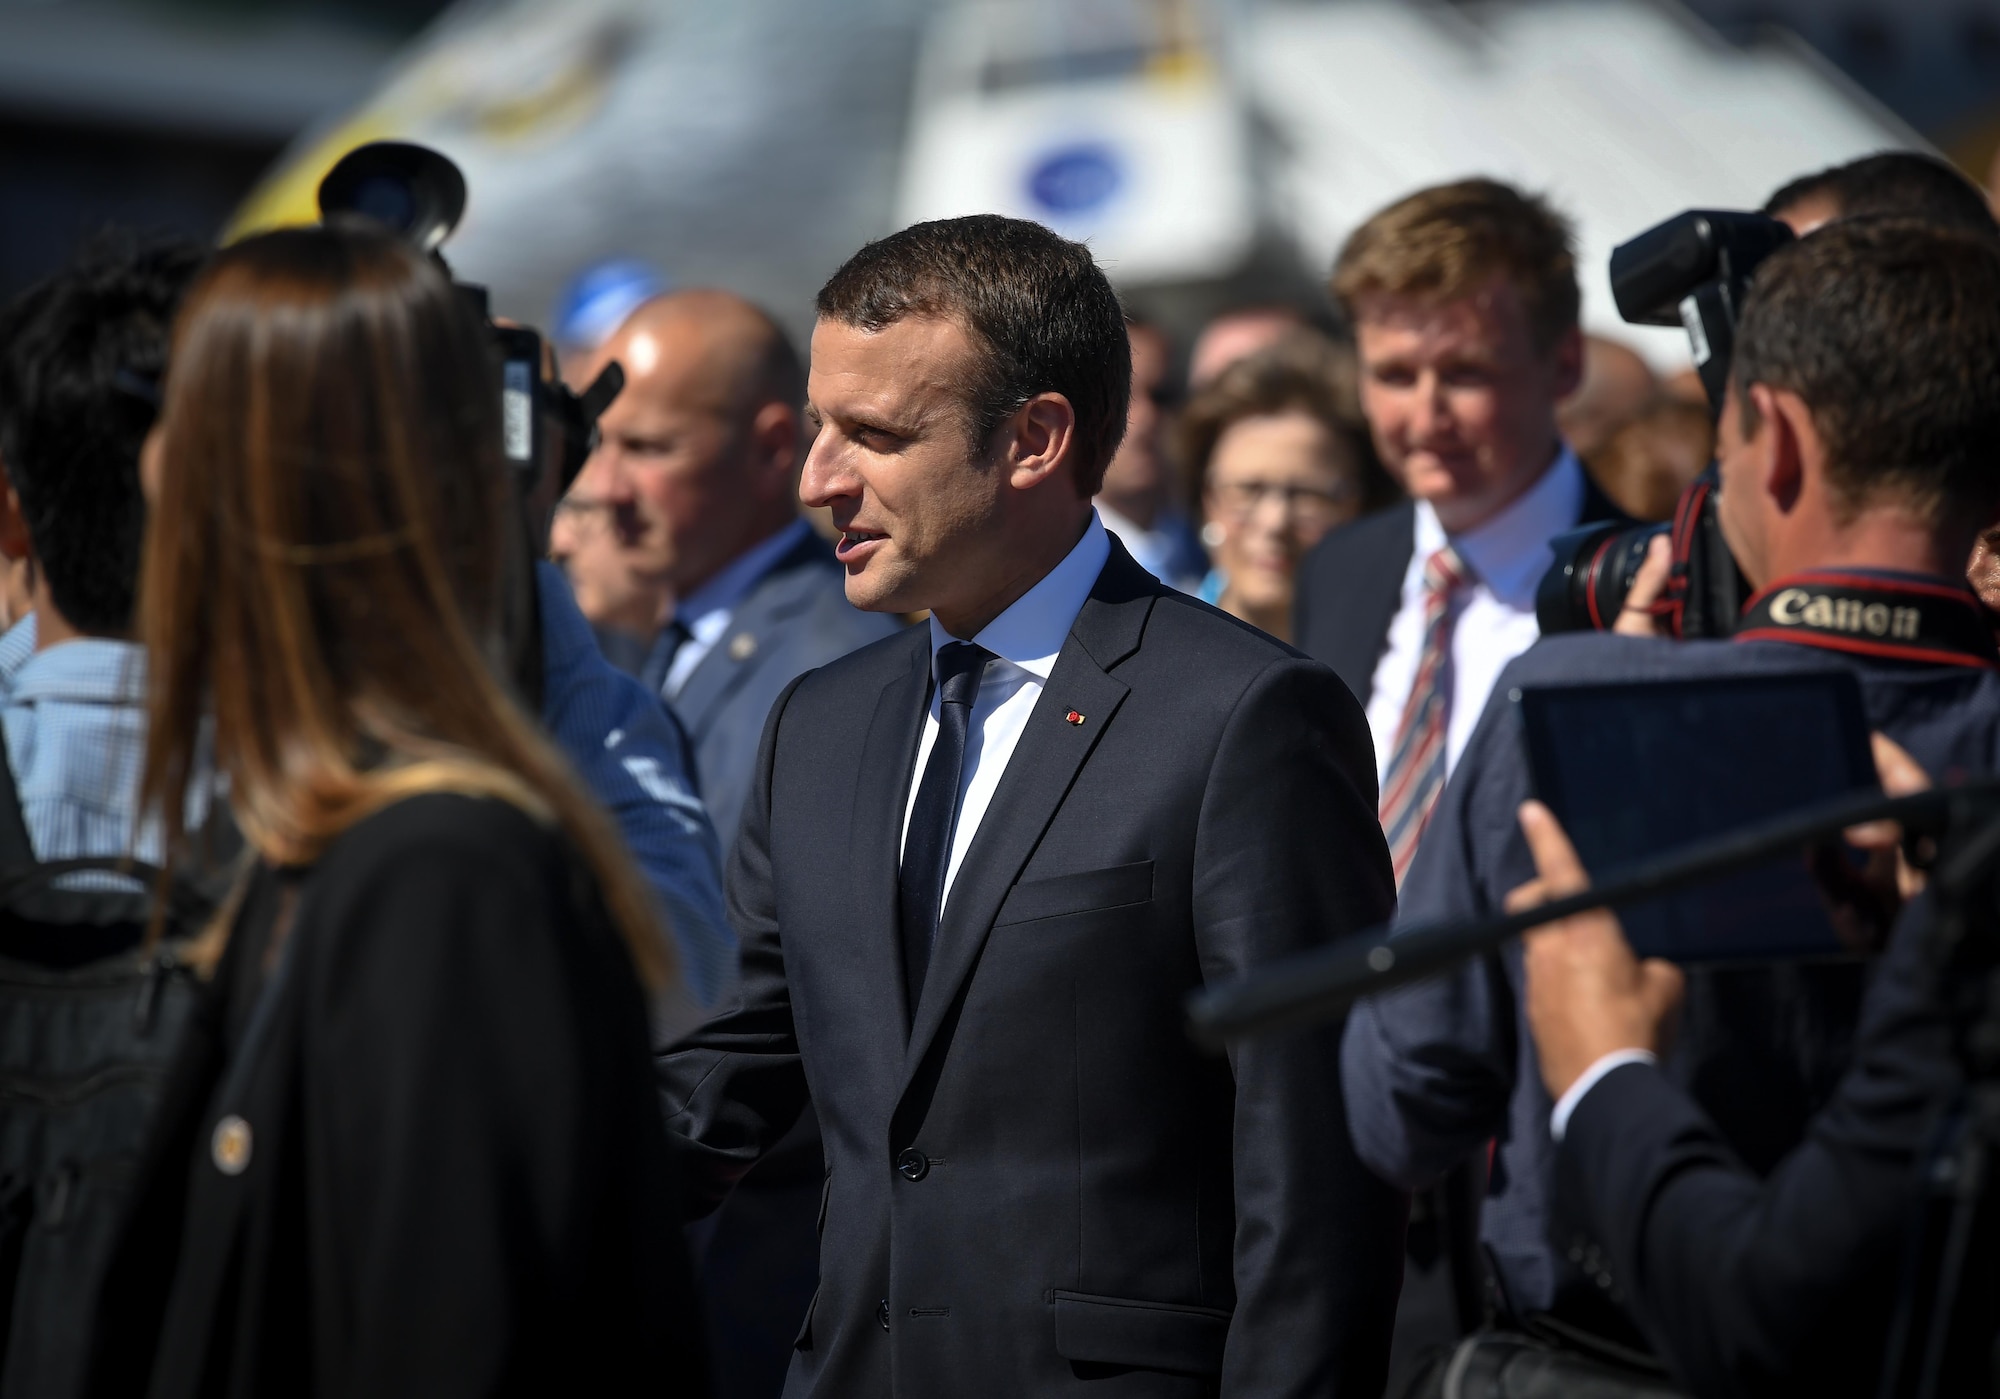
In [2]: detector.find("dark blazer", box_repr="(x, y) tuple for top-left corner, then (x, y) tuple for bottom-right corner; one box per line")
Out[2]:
(658, 541), (1405, 1399)
(1554, 891), (1966, 1399)
(645, 527), (904, 854)
(91, 795), (706, 1399)
(1293, 471), (1628, 706)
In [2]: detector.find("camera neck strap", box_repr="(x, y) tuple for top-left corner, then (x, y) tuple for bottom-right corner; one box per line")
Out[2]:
(1734, 570), (1999, 670)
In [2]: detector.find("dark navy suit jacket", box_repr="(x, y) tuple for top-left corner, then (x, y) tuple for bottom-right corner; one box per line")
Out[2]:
(642, 529), (903, 856)
(659, 543), (1405, 1398)
(1554, 889), (1965, 1398)
(1341, 629), (2000, 1327)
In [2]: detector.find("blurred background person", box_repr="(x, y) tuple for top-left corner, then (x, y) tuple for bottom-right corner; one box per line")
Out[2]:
(0, 235), (202, 867)
(549, 493), (675, 673)
(1180, 333), (1394, 641)
(91, 221), (707, 1398)
(566, 289), (900, 855)
(1093, 316), (1206, 592)
(566, 288), (897, 1399)
(1187, 302), (1311, 389)
(1555, 334), (1657, 461)
(1294, 178), (1622, 882)
(1585, 396), (1715, 523)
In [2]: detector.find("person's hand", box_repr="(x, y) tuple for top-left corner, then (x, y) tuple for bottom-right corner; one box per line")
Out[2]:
(1612, 533), (1674, 637)
(1828, 732), (1934, 897)
(1512, 800), (1686, 1102)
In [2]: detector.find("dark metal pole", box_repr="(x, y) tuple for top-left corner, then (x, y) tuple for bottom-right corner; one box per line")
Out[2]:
(1187, 784), (1986, 1048)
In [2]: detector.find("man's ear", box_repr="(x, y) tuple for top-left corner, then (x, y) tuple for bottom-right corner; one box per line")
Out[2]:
(1758, 384), (1811, 516)
(1001, 393), (1077, 492)
(0, 468), (30, 565)
(750, 400), (802, 496)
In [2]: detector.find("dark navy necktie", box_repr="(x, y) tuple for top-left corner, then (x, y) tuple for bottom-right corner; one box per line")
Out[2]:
(898, 641), (992, 1018)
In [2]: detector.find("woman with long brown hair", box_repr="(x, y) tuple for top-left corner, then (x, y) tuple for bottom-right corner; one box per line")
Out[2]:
(89, 221), (707, 1396)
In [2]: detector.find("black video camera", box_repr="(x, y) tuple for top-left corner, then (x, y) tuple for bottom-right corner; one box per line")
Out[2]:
(316, 141), (622, 498)
(1536, 210), (1793, 638)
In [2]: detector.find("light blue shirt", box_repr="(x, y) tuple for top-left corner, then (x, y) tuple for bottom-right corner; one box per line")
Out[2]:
(900, 513), (1110, 905)
(0, 615), (160, 869)
(661, 519), (816, 698)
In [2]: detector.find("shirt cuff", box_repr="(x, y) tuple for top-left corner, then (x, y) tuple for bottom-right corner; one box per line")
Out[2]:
(1550, 1049), (1658, 1142)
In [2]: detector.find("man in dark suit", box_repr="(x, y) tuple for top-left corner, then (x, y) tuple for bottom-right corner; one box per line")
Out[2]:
(1343, 218), (2000, 1376)
(658, 214), (1404, 1398)
(1514, 777), (1985, 1397)
(559, 289), (903, 853)
(563, 290), (901, 1399)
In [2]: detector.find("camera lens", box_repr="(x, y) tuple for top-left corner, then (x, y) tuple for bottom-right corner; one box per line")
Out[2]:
(1536, 522), (1669, 634)
(349, 175), (419, 237)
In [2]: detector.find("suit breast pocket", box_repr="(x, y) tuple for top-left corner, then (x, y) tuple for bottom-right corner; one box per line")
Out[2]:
(993, 861), (1154, 928)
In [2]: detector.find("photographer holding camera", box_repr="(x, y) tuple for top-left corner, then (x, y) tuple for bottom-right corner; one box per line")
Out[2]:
(1511, 736), (1988, 1397)
(1341, 217), (2000, 1384)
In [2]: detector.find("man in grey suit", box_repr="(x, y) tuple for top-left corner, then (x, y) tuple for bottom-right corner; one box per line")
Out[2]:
(562, 289), (903, 853)
(562, 290), (900, 1399)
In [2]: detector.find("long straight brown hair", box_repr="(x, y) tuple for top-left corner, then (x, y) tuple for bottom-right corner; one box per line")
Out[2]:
(139, 221), (674, 990)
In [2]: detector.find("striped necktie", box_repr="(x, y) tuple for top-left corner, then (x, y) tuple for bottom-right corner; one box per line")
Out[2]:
(1380, 544), (1472, 885)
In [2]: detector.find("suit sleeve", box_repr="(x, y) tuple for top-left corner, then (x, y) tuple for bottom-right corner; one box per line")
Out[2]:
(1554, 894), (1957, 1399)
(1340, 676), (1532, 1190)
(654, 671), (815, 1216)
(1191, 655), (1405, 1399)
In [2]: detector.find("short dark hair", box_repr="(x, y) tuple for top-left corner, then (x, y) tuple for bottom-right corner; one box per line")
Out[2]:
(0, 234), (204, 634)
(1332, 178), (1579, 353)
(815, 214), (1130, 495)
(1764, 151), (1998, 237)
(1731, 218), (2000, 529)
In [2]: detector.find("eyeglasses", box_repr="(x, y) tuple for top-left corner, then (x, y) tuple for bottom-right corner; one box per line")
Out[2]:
(1209, 478), (1356, 528)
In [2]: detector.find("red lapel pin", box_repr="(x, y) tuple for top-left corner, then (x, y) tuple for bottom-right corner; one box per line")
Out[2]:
(1064, 710), (1086, 726)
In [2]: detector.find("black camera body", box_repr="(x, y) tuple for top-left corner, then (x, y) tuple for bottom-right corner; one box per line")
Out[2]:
(1537, 210), (1794, 638)
(315, 141), (621, 498)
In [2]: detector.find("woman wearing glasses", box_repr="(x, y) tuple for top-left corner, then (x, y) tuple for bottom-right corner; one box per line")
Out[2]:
(1182, 334), (1398, 641)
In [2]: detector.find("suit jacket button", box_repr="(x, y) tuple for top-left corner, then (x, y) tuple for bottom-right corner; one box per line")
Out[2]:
(877, 1298), (890, 1331)
(895, 1147), (929, 1181)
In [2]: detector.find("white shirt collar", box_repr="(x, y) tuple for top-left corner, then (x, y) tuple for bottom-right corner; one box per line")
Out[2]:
(926, 513), (1111, 682)
(1412, 445), (1584, 606)
(675, 518), (814, 640)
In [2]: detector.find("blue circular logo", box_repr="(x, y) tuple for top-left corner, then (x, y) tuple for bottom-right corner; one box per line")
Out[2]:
(1026, 144), (1124, 217)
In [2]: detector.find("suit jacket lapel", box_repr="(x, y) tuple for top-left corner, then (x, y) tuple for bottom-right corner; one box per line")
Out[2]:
(855, 634), (933, 1037)
(670, 532), (825, 735)
(901, 548), (1158, 1082)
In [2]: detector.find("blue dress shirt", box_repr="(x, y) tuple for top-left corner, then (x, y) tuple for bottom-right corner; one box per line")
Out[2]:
(536, 561), (736, 1004)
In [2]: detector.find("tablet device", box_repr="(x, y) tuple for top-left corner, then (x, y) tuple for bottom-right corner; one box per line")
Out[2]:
(1515, 671), (1878, 963)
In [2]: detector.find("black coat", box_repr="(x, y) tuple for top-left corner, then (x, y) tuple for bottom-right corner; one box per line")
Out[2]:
(1553, 891), (1969, 1398)
(658, 542), (1405, 1399)
(90, 794), (706, 1399)
(1292, 478), (1629, 706)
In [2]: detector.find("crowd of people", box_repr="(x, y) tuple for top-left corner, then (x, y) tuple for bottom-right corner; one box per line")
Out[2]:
(0, 141), (1997, 1399)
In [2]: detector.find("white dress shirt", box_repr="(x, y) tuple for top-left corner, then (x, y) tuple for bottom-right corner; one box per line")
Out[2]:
(1364, 448), (1585, 784)
(661, 518), (815, 698)
(1550, 1049), (1658, 1141)
(899, 514), (1111, 910)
